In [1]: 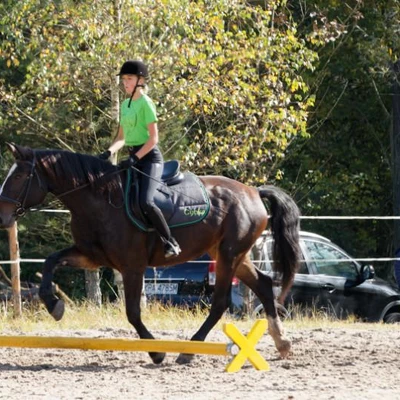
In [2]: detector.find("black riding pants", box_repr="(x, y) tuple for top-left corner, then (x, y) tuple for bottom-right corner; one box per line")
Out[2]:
(129, 145), (171, 242)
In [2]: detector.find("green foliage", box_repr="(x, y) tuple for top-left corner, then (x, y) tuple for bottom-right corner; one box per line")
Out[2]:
(7, 1), (398, 289)
(279, 0), (400, 273)
(0, 0), (318, 296)
(156, 0), (317, 183)
(0, 0), (119, 150)
(0, 0), (317, 183)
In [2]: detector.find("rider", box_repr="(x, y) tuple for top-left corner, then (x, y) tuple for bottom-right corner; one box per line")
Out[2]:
(99, 60), (181, 258)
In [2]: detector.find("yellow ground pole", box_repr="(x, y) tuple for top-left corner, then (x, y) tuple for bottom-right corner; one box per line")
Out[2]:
(0, 319), (270, 373)
(0, 336), (228, 355)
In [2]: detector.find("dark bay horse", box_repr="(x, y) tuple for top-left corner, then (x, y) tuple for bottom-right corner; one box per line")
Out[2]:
(0, 143), (300, 363)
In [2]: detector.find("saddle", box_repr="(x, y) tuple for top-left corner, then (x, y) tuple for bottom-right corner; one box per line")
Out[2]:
(125, 160), (210, 232)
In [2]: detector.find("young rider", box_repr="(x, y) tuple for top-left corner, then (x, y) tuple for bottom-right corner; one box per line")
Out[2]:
(99, 60), (181, 258)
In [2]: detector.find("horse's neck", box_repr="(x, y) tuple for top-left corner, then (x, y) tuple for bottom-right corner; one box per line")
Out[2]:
(40, 158), (124, 214)
(47, 177), (102, 214)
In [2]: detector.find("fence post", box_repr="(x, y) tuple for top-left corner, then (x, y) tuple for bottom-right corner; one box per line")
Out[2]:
(8, 223), (21, 317)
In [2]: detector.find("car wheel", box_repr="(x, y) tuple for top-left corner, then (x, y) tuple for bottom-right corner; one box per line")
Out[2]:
(276, 303), (291, 320)
(253, 302), (290, 320)
(384, 312), (400, 323)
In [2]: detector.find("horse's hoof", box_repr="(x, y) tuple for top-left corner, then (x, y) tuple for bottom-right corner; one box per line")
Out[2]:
(150, 352), (166, 364)
(176, 353), (194, 364)
(278, 339), (291, 358)
(51, 300), (65, 321)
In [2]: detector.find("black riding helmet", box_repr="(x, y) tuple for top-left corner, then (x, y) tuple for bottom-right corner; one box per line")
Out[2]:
(117, 60), (149, 78)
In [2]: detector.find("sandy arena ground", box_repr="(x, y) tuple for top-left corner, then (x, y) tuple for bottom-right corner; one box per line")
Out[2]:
(1, 325), (400, 400)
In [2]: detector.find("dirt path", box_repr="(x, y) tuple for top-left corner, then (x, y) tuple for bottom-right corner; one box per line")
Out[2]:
(1, 326), (400, 400)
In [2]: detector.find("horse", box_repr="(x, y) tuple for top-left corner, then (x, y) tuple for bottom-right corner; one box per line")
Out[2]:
(0, 143), (301, 364)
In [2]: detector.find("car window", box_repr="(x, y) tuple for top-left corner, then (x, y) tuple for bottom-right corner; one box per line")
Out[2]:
(251, 238), (271, 272)
(303, 240), (359, 279)
(258, 239), (309, 274)
(297, 258), (309, 274)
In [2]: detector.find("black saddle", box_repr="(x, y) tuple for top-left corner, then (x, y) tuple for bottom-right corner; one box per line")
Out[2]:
(125, 160), (210, 232)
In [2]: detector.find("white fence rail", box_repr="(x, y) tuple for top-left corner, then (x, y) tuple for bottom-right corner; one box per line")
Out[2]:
(2, 212), (399, 265)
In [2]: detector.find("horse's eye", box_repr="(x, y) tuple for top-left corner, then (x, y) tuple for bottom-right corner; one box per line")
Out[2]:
(14, 173), (23, 180)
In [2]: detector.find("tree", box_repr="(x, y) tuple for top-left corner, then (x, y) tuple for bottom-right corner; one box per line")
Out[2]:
(1, 0), (317, 181)
(0, 0), (319, 295)
(279, 0), (400, 274)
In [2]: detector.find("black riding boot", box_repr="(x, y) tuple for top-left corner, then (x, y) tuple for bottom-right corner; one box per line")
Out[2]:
(143, 204), (181, 258)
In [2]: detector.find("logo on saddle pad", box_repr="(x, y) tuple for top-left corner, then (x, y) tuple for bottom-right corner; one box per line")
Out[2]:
(183, 206), (207, 217)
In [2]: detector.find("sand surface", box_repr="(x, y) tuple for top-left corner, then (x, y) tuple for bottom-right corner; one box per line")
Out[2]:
(1, 325), (400, 400)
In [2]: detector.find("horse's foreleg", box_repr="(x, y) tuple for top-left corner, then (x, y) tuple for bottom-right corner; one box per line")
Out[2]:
(176, 250), (234, 364)
(122, 271), (166, 365)
(39, 246), (97, 321)
(235, 256), (291, 358)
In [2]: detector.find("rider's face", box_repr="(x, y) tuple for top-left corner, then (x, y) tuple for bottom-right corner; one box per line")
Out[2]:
(121, 74), (139, 94)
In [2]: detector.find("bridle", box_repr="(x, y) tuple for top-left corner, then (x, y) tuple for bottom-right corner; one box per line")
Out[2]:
(0, 156), (40, 218)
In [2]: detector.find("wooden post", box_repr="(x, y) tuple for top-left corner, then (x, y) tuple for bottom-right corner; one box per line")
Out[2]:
(8, 223), (21, 317)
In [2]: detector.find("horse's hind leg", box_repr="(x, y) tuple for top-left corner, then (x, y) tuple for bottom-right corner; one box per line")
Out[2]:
(122, 270), (166, 364)
(235, 255), (291, 358)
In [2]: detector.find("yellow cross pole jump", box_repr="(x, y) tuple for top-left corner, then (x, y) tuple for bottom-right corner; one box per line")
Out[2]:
(223, 319), (270, 373)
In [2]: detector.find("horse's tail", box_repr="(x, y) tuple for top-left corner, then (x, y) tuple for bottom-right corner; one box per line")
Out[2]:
(258, 185), (301, 304)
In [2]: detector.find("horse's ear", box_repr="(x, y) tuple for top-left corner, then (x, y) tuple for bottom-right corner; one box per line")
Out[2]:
(6, 142), (16, 154)
(6, 142), (32, 160)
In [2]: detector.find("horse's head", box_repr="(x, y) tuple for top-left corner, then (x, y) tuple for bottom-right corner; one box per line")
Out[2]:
(0, 143), (47, 228)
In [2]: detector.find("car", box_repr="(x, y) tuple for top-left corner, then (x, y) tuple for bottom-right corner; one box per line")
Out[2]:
(251, 231), (400, 323)
(144, 253), (246, 313)
(145, 231), (400, 323)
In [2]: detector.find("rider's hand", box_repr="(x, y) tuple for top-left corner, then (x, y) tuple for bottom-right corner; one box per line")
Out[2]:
(98, 150), (111, 160)
(119, 155), (139, 169)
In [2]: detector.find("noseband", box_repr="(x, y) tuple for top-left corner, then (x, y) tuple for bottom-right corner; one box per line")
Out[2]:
(0, 157), (38, 218)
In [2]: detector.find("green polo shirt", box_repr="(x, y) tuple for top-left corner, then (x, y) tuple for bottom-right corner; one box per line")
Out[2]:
(120, 94), (158, 146)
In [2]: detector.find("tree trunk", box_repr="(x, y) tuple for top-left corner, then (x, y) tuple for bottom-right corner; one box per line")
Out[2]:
(109, 0), (146, 309)
(85, 0), (123, 306)
(392, 60), (400, 251)
(85, 270), (102, 306)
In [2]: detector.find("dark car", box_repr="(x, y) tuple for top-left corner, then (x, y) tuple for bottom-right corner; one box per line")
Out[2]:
(145, 231), (400, 323)
(251, 231), (400, 323)
(144, 253), (245, 312)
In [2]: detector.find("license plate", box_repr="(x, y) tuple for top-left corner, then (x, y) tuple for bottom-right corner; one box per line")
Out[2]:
(145, 282), (179, 295)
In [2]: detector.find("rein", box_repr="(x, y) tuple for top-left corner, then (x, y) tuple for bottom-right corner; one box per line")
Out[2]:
(55, 169), (124, 200)
(0, 157), (124, 219)
(1, 153), (203, 219)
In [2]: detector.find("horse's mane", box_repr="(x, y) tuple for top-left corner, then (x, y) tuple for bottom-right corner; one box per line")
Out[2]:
(35, 149), (122, 194)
